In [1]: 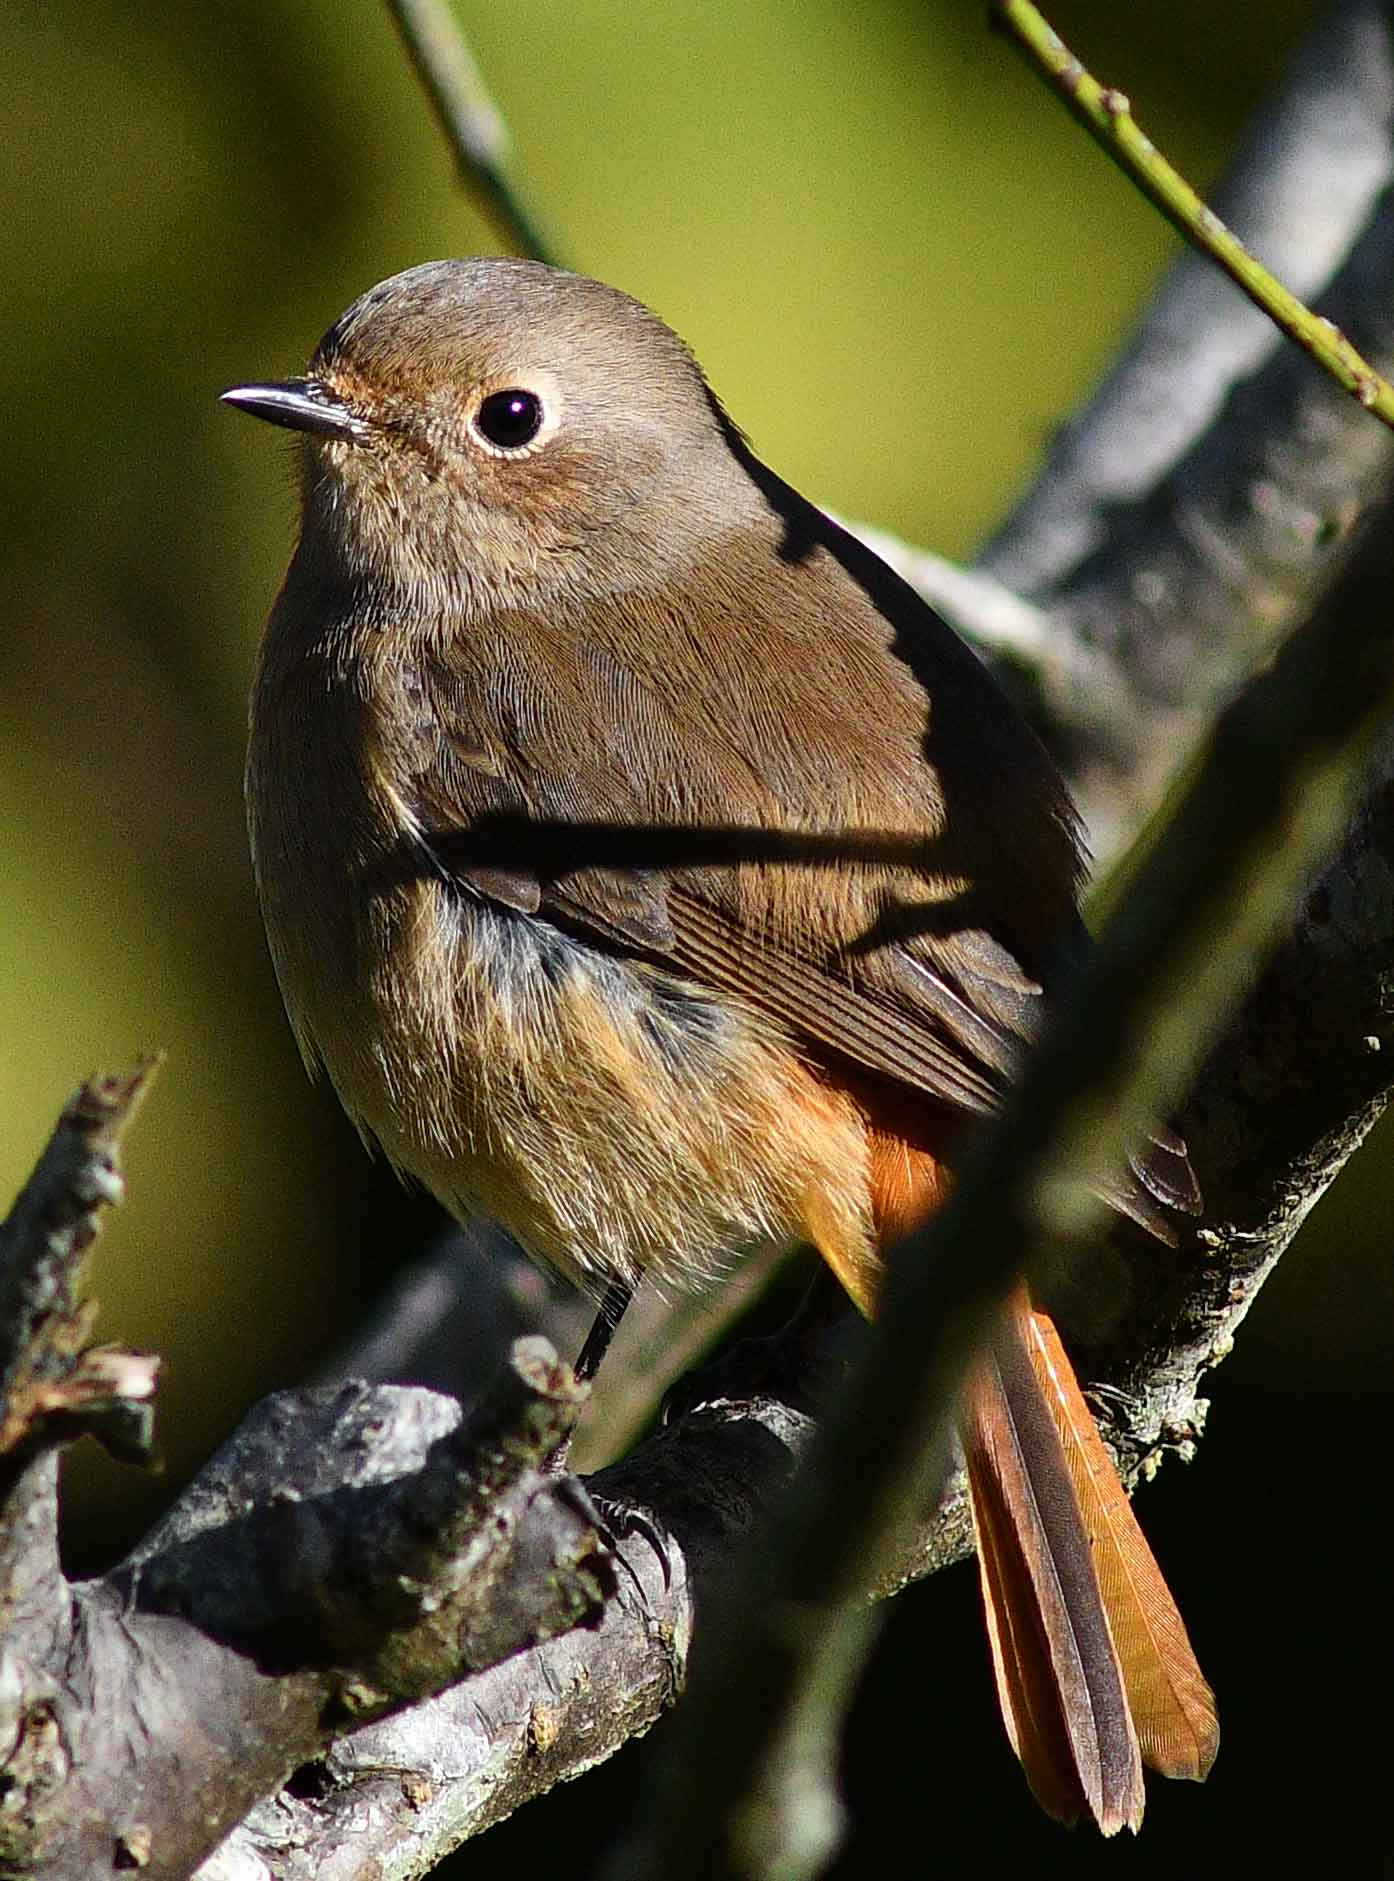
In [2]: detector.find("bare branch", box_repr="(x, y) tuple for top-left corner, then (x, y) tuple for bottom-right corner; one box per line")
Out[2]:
(383, 0), (558, 264)
(982, 0), (1394, 599)
(993, 0), (1394, 430)
(0, 1064), (159, 1652)
(3, 1338), (610, 1878)
(0, 1061), (158, 1460)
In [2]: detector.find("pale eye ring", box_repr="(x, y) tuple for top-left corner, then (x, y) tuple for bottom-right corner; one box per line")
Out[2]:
(474, 388), (544, 449)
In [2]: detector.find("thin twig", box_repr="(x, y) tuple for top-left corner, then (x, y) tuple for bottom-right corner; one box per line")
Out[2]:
(981, 0), (1394, 603)
(993, 0), (1394, 431)
(384, 0), (558, 264)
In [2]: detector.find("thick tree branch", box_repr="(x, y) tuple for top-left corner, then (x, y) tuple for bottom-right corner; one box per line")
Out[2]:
(199, 1394), (813, 1880)
(2, 1204), (612, 1881)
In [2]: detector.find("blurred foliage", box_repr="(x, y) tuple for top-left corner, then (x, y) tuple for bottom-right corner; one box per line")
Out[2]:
(4, 0), (1391, 1869)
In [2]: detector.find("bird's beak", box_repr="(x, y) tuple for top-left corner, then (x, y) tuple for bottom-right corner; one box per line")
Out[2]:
(219, 377), (368, 445)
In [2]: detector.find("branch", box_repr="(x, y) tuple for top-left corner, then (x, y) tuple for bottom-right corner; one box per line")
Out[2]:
(198, 1391), (819, 1879)
(383, 0), (558, 264)
(0, 1092), (617, 1881)
(993, 0), (1394, 429)
(977, 0), (1394, 848)
(0, 1065), (159, 1617)
(0, 1062), (159, 1464)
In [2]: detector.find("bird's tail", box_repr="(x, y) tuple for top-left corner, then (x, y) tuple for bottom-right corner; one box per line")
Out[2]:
(807, 1119), (1218, 1831)
(960, 1291), (1218, 1832)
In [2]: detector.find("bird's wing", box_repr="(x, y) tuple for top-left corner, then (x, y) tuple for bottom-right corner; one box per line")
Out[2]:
(527, 864), (1196, 1230)
(407, 564), (1071, 1127)
(404, 497), (1196, 1227)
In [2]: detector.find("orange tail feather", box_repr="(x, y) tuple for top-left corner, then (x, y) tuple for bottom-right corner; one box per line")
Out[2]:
(807, 1126), (1217, 1832)
(1022, 1304), (1219, 1783)
(963, 1300), (1145, 1833)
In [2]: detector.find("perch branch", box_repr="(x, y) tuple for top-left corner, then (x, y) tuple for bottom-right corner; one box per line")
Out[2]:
(2, 1334), (609, 1878)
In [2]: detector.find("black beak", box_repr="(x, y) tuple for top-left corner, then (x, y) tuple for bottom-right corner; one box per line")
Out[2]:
(219, 377), (368, 444)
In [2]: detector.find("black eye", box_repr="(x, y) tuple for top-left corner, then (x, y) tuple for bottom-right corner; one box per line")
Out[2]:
(475, 388), (543, 449)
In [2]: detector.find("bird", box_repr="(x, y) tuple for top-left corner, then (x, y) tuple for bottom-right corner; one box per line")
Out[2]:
(222, 256), (1218, 1833)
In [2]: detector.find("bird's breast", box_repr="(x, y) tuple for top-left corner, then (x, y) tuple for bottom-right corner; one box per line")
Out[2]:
(288, 851), (875, 1294)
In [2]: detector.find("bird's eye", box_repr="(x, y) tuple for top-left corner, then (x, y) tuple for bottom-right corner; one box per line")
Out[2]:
(474, 388), (544, 449)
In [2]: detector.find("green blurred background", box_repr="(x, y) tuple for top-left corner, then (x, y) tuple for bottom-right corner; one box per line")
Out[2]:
(5, 0), (1390, 1871)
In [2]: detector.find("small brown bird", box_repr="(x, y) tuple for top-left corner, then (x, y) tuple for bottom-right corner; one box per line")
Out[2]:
(223, 257), (1217, 1832)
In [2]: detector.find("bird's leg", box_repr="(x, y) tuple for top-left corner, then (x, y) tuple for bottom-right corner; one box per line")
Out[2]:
(540, 1279), (632, 1481)
(574, 1278), (635, 1384)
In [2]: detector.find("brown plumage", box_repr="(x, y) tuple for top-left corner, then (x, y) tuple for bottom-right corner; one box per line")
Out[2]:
(224, 257), (1216, 1829)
